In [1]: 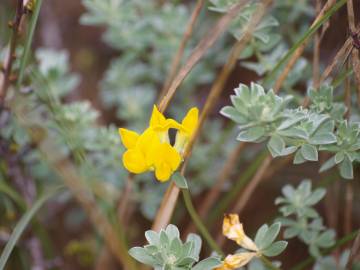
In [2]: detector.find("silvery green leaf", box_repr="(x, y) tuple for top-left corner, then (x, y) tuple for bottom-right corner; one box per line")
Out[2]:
(172, 173), (188, 189)
(178, 256), (197, 267)
(301, 144), (318, 161)
(282, 185), (295, 198)
(284, 227), (300, 239)
(145, 230), (160, 246)
(280, 146), (298, 156)
(259, 222), (281, 249)
(186, 234), (202, 260)
(129, 247), (158, 265)
(277, 114), (305, 130)
(255, 224), (269, 247)
(316, 230), (335, 248)
(309, 132), (337, 145)
(170, 238), (182, 258)
(293, 149), (306, 164)
(220, 106), (247, 124)
(166, 224), (180, 240)
(192, 257), (222, 270)
(319, 156), (336, 172)
(144, 244), (158, 254)
(267, 134), (285, 157)
(237, 127), (265, 142)
(334, 152), (344, 164)
(160, 230), (170, 247)
(339, 156), (353, 179)
(305, 189), (326, 205)
(309, 245), (321, 258)
(261, 241), (287, 257)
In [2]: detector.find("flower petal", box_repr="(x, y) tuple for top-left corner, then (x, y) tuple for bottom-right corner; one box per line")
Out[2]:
(215, 253), (257, 270)
(154, 162), (172, 182)
(149, 105), (167, 128)
(223, 214), (258, 251)
(181, 107), (198, 136)
(119, 128), (140, 149)
(122, 149), (148, 173)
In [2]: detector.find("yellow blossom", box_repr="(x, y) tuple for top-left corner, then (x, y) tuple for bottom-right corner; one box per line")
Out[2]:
(119, 127), (181, 181)
(215, 253), (257, 270)
(118, 106), (197, 182)
(217, 214), (259, 269)
(174, 107), (199, 154)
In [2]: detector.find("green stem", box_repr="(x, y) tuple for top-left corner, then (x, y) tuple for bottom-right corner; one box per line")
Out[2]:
(260, 255), (281, 270)
(16, 0), (43, 88)
(207, 150), (268, 224)
(182, 189), (224, 256)
(263, 0), (347, 86)
(290, 229), (359, 270)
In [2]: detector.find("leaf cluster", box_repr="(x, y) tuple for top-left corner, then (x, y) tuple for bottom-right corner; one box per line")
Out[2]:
(221, 83), (359, 179)
(275, 180), (335, 258)
(129, 224), (221, 270)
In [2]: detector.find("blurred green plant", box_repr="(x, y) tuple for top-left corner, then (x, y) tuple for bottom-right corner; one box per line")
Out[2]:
(275, 180), (335, 258)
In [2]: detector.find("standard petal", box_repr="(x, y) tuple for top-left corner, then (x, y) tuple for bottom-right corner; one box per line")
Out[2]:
(118, 128), (140, 149)
(149, 105), (166, 128)
(122, 149), (148, 174)
(181, 107), (198, 135)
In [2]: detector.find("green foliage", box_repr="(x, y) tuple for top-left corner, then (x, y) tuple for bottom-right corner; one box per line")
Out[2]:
(209, 1), (280, 59)
(222, 83), (360, 179)
(35, 49), (80, 98)
(129, 224), (221, 270)
(254, 222), (288, 257)
(276, 180), (335, 258)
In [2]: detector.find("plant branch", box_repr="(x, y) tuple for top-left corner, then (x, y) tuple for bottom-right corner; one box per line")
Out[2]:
(158, 0), (251, 112)
(0, 0), (24, 103)
(17, 0), (43, 89)
(158, 0), (205, 102)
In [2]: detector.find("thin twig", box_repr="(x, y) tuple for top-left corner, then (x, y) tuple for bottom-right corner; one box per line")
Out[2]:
(319, 37), (353, 84)
(0, 0), (24, 103)
(312, 0), (322, 88)
(158, 0), (205, 102)
(158, 0), (251, 112)
(273, 0), (337, 93)
(347, 0), (360, 106)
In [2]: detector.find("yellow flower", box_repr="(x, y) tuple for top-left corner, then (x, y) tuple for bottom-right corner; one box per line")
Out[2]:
(174, 107), (199, 154)
(118, 106), (197, 182)
(217, 214), (259, 269)
(149, 105), (180, 143)
(119, 127), (181, 181)
(223, 214), (258, 251)
(215, 253), (257, 270)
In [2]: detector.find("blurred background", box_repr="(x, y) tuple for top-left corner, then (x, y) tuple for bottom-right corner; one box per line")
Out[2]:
(0, 0), (360, 269)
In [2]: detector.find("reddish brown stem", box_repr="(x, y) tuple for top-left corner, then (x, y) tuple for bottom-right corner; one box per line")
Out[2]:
(0, 0), (24, 103)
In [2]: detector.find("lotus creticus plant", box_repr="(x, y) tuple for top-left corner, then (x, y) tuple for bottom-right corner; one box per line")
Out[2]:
(119, 105), (198, 181)
(216, 214), (259, 269)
